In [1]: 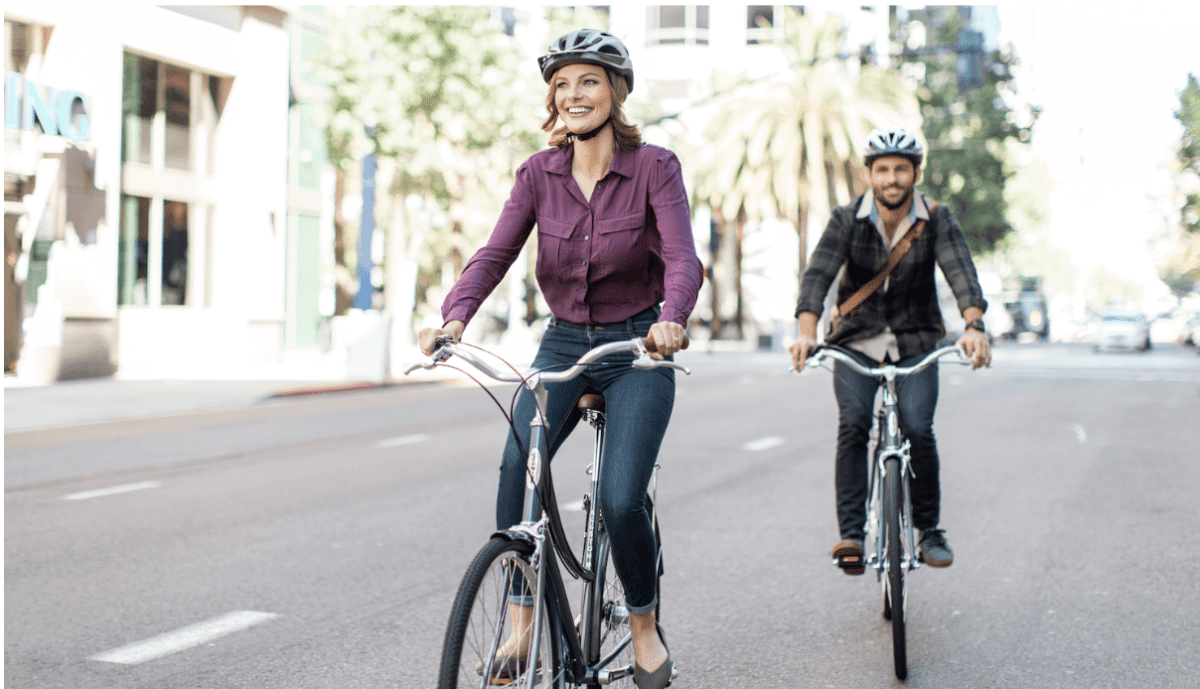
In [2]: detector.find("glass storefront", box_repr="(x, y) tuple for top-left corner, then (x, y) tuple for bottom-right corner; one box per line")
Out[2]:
(119, 52), (226, 308)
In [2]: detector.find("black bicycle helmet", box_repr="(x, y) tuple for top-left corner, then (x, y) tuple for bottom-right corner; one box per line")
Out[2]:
(538, 28), (634, 91)
(863, 127), (924, 167)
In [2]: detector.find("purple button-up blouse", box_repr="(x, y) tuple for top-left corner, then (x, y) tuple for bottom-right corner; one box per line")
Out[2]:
(442, 143), (704, 328)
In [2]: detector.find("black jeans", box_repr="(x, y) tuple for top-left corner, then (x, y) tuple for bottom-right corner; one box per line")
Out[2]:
(497, 306), (674, 615)
(833, 348), (941, 541)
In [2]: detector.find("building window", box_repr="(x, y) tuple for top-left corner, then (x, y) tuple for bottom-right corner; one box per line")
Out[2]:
(163, 65), (192, 170)
(119, 51), (224, 308)
(118, 195), (150, 306)
(121, 53), (227, 173)
(747, 6), (783, 45)
(647, 5), (709, 46)
(5, 19), (52, 75)
(161, 200), (189, 305)
(119, 195), (203, 307)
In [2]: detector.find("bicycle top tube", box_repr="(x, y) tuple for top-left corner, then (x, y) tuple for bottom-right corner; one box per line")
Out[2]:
(806, 344), (968, 380)
(406, 336), (690, 385)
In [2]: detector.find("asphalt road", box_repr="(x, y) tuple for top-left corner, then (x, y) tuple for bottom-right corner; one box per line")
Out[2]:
(5, 342), (1200, 688)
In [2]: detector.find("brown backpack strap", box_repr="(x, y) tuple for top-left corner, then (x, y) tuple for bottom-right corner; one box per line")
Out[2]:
(835, 197), (939, 320)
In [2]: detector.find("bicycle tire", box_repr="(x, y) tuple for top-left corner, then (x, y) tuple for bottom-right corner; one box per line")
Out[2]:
(585, 495), (662, 687)
(883, 458), (908, 680)
(438, 536), (563, 689)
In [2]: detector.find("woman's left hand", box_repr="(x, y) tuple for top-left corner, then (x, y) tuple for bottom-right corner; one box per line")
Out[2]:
(646, 321), (687, 360)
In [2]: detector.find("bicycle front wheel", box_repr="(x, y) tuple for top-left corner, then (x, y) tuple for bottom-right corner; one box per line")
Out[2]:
(883, 458), (908, 680)
(438, 536), (562, 689)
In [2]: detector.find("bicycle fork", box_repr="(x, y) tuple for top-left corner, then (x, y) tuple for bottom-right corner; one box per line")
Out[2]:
(869, 384), (920, 576)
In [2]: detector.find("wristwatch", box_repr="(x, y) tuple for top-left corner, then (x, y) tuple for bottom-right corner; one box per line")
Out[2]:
(965, 318), (987, 334)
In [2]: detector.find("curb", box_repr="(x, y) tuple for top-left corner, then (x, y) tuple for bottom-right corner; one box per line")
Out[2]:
(268, 381), (392, 398)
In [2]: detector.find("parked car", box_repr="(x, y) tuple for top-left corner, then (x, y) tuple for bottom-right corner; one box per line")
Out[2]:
(1185, 312), (1200, 347)
(1093, 311), (1151, 352)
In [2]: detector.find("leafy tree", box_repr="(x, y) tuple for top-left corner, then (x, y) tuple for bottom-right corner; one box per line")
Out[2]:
(1175, 73), (1200, 236)
(686, 8), (919, 336)
(317, 6), (543, 342)
(1157, 73), (1200, 297)
(892, 7), (1037, 254)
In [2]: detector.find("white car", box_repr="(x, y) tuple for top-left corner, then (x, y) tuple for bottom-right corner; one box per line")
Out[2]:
(1093, 312), (1151, 352)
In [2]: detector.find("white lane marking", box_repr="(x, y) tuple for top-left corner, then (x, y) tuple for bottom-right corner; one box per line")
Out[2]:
(89, 611), (279, 665)
(63, 481), (161, 501)
(743, 436), (785, 452)
(1071, 424), (1088, 444)
(376, 433), (430, 448)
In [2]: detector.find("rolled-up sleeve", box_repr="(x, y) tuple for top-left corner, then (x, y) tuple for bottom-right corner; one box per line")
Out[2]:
(932, 207), (988, 315)
(648, 151), (704, 327)
(442, 163), (536, 326)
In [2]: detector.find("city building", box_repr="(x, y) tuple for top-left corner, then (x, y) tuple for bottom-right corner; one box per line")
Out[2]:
(4, 5), (332, 382)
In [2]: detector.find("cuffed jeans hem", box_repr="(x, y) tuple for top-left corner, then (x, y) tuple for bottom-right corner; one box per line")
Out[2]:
(626, 597), (658, 616)
(508, 594), (536, 607)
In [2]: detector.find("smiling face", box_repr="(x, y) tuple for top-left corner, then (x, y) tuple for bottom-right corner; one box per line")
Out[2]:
(868, 155), (922, 211)
(552, 62), (613, 134)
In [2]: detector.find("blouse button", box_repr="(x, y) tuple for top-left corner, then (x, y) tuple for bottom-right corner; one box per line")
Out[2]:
(584, 235), (590, 240)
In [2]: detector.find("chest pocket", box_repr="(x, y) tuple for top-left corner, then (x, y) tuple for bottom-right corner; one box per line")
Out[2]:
(594, 211), (646, 265)
(537, 217), (577, 268)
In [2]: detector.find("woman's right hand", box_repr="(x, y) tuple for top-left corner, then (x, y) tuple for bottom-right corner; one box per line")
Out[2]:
(418, 320), (465, 356)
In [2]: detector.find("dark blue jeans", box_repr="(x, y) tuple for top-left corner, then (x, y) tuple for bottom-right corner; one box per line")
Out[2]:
(833, 348), (941, 541)
(498, 307), (674, 615)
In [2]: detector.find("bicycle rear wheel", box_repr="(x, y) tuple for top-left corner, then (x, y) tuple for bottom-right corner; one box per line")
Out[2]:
(438, 536), (562, 688)
(883, 458), (908, 680)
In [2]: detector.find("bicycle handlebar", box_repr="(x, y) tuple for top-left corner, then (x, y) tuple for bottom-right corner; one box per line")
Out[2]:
(405, 336), (691, 382)
(803, 344), (969, 379)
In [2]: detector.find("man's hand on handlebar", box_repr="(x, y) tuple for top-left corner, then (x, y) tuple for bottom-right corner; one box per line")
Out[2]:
(789, 312), (820, 372)
(418, 320), (465, 356)
(956, 328), (991, 370)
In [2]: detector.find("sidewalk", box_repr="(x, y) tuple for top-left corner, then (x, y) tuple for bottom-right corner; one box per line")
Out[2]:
(2, 336), (551, 433)
(2, 358), (457, 434)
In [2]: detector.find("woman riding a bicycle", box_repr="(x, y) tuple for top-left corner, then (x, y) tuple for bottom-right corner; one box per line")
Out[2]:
(419, 29), (703, 689)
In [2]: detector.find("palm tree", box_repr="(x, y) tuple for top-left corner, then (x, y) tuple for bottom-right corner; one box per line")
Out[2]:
(687, 9), (920, 335)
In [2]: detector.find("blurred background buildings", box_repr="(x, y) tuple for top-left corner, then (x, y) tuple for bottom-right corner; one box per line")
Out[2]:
(5, 5), (1198, 385)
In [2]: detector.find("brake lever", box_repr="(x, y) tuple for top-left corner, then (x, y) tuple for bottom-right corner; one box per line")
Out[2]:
(403, 337), (457, 375)
(631, 337), (691, 375)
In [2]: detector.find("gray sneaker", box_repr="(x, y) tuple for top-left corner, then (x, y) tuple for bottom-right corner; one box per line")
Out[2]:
(917, 529), (954, 567)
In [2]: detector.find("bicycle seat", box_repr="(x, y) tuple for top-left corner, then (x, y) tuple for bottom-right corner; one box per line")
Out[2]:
(577, 392), (605, 412)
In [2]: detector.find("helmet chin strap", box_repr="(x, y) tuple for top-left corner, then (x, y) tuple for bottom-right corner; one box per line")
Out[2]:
(572, 117), (611, 142)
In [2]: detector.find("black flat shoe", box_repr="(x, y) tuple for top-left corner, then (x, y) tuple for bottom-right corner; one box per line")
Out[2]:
(633, 624), (675, 689)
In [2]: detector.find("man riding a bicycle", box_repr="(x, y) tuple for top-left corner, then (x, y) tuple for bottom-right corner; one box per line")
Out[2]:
(788, 127), (991, 575)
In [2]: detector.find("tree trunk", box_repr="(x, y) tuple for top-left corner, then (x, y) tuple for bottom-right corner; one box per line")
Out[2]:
(797, 199), (809, 277)
(734, 210), (745, 340)
(708, 210), (723, 340)
(332, 167), (354, 315)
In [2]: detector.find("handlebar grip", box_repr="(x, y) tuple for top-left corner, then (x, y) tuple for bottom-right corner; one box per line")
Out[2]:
(643, 335), (690, 353)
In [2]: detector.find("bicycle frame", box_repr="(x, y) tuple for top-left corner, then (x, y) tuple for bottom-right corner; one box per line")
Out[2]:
(865, 367), (918, 577)
(411, 337), (686, 686)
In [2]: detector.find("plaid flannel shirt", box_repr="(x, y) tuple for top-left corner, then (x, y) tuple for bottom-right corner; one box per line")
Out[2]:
(795, 191), (988, 359)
